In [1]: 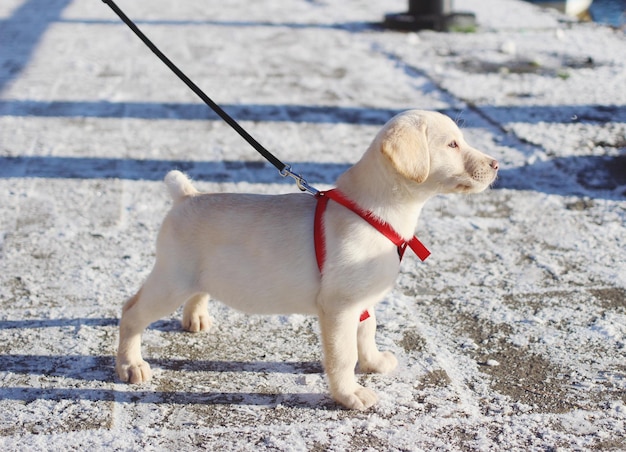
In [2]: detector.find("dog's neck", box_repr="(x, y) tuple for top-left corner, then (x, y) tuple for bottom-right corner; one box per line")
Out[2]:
(335, 152), (432, 239)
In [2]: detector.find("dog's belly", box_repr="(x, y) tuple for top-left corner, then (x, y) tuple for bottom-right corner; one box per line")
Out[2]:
(200, 248), (321, 315)
(191, 240), (320, 314)
(207, 284), (320, 316)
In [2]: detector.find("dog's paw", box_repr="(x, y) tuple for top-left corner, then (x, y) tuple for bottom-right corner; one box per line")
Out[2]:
(359, 351), (398, 374)
(182, 312), (213, 333)
(116, 360), (152, 384)
(334, 385), (379, 411)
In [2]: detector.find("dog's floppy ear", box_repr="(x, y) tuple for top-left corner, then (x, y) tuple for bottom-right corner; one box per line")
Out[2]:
(380, 116), (430, 183)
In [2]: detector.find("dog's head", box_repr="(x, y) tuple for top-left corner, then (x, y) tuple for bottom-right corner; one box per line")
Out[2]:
(379, 110), (499, 194)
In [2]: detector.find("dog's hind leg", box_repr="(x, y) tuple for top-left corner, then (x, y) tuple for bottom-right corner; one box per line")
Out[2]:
(116, 268), (193, 384)
(356, 311), (398, 374)
(182, 293), (212, 332)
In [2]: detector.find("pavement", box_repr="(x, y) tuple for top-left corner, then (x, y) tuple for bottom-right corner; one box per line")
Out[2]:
(1, 0), (625, 450)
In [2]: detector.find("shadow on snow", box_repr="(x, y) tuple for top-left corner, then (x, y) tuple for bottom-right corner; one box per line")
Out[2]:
(0, 316), (324, 405)
(0, 351), (329, 408)
(0, 385), (332, 408)
(1, 154), (624, 199)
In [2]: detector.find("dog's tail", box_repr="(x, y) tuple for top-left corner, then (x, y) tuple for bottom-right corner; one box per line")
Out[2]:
(164, 170), (199, 203)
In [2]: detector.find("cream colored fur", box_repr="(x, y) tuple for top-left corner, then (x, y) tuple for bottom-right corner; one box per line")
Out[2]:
(116, 110), (499, 410)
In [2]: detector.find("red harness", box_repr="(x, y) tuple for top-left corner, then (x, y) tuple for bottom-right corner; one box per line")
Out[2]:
(313, 189), (431, 322)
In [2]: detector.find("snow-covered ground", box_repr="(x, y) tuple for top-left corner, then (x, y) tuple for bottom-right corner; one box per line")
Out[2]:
(1, 0), (625, 450)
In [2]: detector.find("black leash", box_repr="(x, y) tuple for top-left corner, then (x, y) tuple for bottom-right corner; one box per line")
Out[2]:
(101, 0), (318, 195)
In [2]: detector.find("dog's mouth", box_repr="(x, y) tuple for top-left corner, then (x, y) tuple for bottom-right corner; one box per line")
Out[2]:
(455, 176), (495, 193)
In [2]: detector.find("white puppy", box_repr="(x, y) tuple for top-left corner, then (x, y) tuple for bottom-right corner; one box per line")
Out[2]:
(116, 110), (498, 410)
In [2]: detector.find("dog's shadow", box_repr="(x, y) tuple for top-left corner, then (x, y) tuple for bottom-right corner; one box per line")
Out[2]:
(0, 317), (334, 410)
(0, 353), (333, 409)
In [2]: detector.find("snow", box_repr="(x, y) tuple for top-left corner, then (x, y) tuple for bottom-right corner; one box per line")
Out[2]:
(1, 0), (625, 450)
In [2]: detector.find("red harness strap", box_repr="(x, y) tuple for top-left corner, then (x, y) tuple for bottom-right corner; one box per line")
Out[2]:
(314, 189), (431, 322)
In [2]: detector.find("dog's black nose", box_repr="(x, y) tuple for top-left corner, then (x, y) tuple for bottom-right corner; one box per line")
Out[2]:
(490, 160), (499, 170)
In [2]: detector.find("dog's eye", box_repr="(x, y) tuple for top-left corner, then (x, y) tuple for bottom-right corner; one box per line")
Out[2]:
(448, 140), (459, 149)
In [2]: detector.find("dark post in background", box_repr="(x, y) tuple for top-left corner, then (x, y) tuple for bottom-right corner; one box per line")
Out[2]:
(384, 0), (477, 31)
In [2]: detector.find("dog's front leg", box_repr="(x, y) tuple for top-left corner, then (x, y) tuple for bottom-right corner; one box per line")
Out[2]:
(318, 309), (378, 410)
(357, 311), (398, 374)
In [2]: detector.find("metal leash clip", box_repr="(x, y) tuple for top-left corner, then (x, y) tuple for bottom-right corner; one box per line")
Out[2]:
(280, 165), (320, 196)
